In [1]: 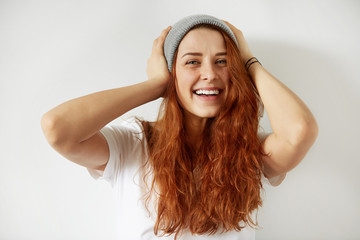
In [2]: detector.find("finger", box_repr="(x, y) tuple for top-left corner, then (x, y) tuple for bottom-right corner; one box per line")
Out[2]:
(222, 19), (231, 26)
(160, 26), (172, 38)
(157, 26), (172, 45)
(153, 26), (172, 52)
(152, 26), (171, 48)
(222, 19), (236, 31)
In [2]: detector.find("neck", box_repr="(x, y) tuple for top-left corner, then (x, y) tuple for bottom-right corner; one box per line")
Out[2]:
(184, 111), (208, 150)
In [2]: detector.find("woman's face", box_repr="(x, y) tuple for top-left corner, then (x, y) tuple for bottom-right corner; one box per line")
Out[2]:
(175, 28), (229, 120)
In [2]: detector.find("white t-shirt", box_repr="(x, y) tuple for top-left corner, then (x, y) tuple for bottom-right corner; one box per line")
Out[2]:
(88, 118), (282, 240)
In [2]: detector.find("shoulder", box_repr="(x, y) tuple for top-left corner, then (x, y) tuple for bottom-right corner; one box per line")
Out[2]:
(103, 117), (145, 138)
(119, 116), (144, 132)
(98, 117), (149, 157)
(258, 128), (287, 186)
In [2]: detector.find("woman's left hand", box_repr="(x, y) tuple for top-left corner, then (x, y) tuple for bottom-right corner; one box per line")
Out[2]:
(223, 20), (253, 63)
(223, 20), (319, 182)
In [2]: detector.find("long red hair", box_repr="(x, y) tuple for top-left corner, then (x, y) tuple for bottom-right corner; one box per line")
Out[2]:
(141, 24), (265, 238)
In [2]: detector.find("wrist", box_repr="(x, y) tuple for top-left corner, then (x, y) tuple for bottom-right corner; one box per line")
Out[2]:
(147, 77), (169, 98)
(244, 57), (262, 72)
(148, 77), (168, 87)
(242, 54), (254, 64)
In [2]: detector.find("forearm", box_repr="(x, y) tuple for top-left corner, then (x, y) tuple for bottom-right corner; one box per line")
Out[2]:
(249, 63), (318, 146)
(41, 79), (165, 146)
(224, 21), (318, 178)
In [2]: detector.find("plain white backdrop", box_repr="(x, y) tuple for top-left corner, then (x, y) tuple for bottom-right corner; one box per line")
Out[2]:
(1, 0), (359, 239)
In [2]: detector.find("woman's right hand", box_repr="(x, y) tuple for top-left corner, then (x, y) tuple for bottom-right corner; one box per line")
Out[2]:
(146, 26), (172, 96)
(42, 26), (173, 172)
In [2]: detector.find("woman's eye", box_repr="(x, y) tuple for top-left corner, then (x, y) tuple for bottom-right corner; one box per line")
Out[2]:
(216, 59), (227, 64)
(186, 60), (199, 65)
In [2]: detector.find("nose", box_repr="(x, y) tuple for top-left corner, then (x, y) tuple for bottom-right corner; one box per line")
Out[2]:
(200, 61), (216, 81)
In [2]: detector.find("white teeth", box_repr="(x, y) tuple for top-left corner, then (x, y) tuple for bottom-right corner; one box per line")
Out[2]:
(195, 89), (220, 95)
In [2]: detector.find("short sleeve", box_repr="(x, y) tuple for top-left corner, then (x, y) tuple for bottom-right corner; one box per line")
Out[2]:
(87, 118), (144, 187)
(258, 129), (287, 187)
(258, 128), (269, 143)
(262, 172), (287, 187)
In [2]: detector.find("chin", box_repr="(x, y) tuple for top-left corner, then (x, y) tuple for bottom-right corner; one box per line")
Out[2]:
(194, 109), (221, 119)
(183, 106), (222, 121)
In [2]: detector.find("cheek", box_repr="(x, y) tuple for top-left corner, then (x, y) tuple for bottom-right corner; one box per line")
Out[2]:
(178, 67), (197, 81)
(175, 83), (188, 111)
(175, 77), (196, 110)
(175, 77), (187, 102)
(175, 78), (190, 102)
(220, 69), (230, 97)
(222, 68), (230, 84)
(176, 70), (198, 93)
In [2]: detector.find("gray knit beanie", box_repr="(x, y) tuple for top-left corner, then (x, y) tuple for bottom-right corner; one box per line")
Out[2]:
(164, 14), (238, 72)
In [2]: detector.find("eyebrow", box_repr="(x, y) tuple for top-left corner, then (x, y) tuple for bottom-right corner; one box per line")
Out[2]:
(181, 52), (227, 58)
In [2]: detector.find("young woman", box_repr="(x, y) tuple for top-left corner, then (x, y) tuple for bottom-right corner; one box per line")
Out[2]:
(41, 15), (318, 239)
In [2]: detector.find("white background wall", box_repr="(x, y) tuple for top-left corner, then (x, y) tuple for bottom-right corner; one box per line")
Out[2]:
(1, 0), (359, 239)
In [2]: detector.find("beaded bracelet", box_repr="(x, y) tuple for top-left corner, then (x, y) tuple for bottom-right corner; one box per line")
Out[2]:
(245, 57), (262, 71)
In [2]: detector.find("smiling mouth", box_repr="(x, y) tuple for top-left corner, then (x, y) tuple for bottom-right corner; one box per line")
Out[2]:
(193, 89), (222, 96)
